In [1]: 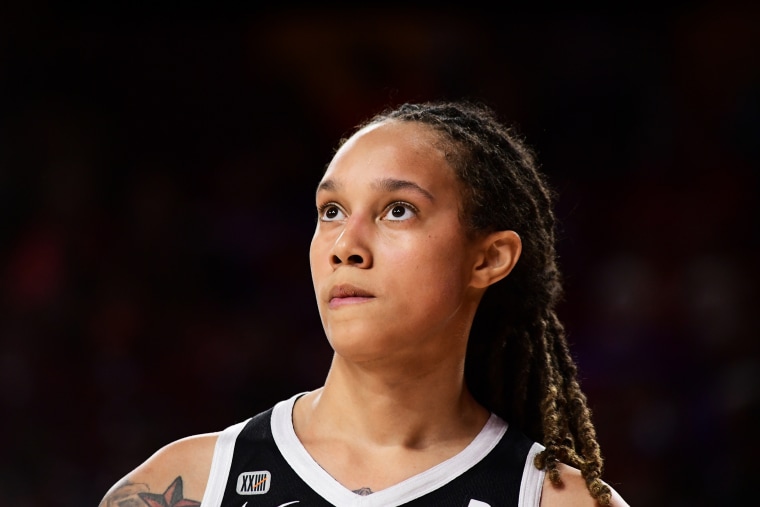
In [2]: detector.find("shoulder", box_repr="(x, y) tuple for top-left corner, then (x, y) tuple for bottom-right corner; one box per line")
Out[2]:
(540, 463), (630, 507)
(98, 432), (219, 507)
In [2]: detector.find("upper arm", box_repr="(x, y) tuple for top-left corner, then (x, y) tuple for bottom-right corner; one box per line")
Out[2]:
(539, 463), (631, 507)
(99, 433), (218, 507)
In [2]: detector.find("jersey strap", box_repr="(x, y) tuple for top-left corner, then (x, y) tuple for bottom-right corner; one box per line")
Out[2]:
(202, 393), (546, 507)
(200, 418), (251, 507)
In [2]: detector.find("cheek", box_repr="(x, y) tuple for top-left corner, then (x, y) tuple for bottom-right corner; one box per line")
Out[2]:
(386, 240), (468, 297)
(309, 237), (329, 283)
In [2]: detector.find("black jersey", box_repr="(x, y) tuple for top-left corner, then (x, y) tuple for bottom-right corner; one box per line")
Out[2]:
(200, 393), (545, 507)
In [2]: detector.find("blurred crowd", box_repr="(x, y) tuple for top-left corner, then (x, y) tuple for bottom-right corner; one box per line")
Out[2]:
(1, 3), (758, 506)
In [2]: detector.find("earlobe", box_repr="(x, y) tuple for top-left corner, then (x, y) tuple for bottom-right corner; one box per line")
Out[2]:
(471, 230), (522, 289)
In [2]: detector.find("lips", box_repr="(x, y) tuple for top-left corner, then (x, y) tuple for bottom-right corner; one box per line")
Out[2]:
(326, 284), (376, 310)
(329, 284), (374, 300)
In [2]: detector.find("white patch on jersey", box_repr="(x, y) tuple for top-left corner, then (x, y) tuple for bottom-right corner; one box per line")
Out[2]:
(236, 471), (271, 495)
(468, 500), (491, 507)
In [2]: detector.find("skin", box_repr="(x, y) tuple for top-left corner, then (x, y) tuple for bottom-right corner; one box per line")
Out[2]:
(98, 434), (214, 507)
(99, 119), (629, 507)
(297, 119), (520, 491)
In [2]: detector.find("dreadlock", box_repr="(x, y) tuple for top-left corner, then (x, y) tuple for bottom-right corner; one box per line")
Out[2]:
(354, 100), (612, 505)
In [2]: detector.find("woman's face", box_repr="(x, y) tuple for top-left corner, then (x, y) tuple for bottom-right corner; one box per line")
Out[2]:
(309, 120), (485, 366)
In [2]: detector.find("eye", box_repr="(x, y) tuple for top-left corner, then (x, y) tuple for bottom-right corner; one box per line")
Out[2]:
(382, 202), (417, 221)
(318, 203), (346, 222)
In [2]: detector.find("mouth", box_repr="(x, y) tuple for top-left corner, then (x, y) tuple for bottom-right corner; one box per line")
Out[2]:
(328, 284), (375, 308)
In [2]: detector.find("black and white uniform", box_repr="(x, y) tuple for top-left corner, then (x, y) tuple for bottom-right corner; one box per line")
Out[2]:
(200, 393), (545, 507)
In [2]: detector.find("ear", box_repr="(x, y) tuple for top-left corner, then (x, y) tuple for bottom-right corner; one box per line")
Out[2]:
(470, 230), (522, 289)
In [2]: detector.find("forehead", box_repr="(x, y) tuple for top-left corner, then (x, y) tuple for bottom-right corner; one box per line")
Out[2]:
(322, 120), (452, 183)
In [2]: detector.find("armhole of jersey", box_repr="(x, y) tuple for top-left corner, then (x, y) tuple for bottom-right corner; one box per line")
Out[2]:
(200, 419), (250, 507)
(518, 442), (546, 507)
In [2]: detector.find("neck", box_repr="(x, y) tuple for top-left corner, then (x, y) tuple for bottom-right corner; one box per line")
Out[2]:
(294, 353), (489, 448)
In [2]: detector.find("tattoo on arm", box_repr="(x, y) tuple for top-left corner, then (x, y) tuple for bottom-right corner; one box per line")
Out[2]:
(101, 477), (201, 507)
(352, 487), (373, 496)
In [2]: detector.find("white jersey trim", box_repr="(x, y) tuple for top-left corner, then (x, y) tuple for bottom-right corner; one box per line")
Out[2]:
(200, 418), (250, 507)
(271, 392), (531, 507)
(518, 442), (546, 507)
(201, 393), (546, 507)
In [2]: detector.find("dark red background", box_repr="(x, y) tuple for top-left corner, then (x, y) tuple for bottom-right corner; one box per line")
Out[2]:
(1, 3), (758, 506)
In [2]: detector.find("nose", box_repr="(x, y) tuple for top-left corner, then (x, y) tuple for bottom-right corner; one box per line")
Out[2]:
(330, 217), (372, 269)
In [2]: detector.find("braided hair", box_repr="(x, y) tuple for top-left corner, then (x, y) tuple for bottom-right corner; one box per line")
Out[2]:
(349, 100), (612, 505)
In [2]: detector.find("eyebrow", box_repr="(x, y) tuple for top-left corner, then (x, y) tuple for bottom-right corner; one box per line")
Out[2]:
(316, 177), (435, 202)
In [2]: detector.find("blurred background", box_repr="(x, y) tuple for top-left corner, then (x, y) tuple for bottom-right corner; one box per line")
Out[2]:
(1, 2), (758, 506)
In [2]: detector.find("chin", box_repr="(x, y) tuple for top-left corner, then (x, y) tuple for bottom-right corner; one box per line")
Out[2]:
(326, 329), (394, 363)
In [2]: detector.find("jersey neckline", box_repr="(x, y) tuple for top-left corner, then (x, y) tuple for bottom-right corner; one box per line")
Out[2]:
(270, 391), (509, 507)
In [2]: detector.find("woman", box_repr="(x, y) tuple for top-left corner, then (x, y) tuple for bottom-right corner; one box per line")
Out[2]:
(99, 101), (630, 506)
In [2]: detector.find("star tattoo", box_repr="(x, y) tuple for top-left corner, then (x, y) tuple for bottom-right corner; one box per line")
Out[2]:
(138, 476), (200, 507)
